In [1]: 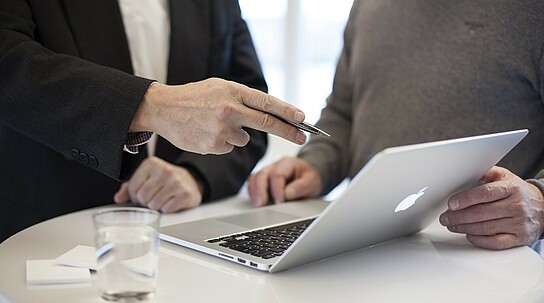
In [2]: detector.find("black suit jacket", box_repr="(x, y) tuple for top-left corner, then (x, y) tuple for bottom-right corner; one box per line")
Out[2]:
(0, 0), (267, 241)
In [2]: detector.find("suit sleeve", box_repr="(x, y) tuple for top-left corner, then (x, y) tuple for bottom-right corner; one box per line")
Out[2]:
(172, 1), (267, 201)
(0, 0), (153, 180)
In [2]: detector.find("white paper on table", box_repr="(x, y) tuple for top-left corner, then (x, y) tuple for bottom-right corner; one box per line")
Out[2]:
(122, 252), (157, 277)
(55, 245), (98, 270)
(26, 260), (91, 285)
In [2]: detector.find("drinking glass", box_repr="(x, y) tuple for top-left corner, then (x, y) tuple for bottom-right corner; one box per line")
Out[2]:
(93, 207), (160, 302)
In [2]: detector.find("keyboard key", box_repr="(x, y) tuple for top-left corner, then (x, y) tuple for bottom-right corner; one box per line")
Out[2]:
(213, 218), (315, 258)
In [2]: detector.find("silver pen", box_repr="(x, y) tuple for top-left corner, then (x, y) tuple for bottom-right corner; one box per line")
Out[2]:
(274, 115), (331, 138)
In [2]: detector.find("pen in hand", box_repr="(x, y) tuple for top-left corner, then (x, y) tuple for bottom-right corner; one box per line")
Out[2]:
(274, 115), (331, 138)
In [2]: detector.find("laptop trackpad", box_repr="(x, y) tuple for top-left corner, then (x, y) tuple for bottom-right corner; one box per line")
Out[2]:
(217, 210), (301, 229)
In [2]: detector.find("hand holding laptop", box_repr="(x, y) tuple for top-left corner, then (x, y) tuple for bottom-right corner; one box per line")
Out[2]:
(249, 129), (543, 253)
(439, 166), (544, 250)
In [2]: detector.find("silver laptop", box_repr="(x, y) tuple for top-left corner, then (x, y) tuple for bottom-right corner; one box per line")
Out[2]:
(160, 129), (528, 273)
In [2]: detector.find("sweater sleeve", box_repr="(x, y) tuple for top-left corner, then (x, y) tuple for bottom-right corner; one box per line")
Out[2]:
(298, 1), (361, 195)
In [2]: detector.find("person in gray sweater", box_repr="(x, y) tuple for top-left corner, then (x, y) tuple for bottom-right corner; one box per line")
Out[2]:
(248, 0), (544, 251)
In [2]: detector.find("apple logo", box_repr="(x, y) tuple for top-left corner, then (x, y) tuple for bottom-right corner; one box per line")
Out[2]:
(394, 186), (428, 212)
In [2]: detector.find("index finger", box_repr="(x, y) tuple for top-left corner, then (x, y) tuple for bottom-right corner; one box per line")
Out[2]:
(248, 171), (271, 207)
(237, 86), (309, 144)
(240, 86), (305, 124)
(268, 160), (297, 204)
(448, 181), (511, 211)
(237, 109), (307, 145)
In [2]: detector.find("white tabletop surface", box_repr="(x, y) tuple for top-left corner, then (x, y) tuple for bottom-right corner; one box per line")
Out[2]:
(1, 195), (544, 303)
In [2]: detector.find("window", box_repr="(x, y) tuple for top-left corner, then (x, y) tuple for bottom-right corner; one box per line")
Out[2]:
(240, 0), (354, 124)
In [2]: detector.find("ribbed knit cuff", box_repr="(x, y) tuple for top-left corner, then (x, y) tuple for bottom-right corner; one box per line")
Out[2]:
(526, 178), (544, 240)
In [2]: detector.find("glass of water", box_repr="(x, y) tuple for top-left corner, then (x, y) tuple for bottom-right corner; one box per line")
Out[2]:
(93, 207), (160, 302)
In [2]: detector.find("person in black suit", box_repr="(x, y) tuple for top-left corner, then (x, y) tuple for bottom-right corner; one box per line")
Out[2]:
(0, 0), (308, 242)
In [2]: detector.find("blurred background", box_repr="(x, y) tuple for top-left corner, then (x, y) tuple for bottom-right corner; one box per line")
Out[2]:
(240, 0), (353, 124)
(239, 0), (354, 196)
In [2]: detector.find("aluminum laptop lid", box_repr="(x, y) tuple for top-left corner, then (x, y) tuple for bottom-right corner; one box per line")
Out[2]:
(269, 129), (528, 272)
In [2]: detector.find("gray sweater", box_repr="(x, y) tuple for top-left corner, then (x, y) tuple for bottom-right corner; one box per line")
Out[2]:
(299, 0), (544, 195)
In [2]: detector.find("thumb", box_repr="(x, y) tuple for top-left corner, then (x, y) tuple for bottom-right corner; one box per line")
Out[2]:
(114, 182), (131, 203)
(482, 166), (507, 183)
(284, 178), (317, 201)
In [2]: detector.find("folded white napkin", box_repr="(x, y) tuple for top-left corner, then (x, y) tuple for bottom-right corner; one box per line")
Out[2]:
(55, 245), (98, 270)
(26, 260), (91, 285)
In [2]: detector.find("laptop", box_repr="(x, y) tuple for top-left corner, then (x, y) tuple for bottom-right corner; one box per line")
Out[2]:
(160, 129), (528, 273)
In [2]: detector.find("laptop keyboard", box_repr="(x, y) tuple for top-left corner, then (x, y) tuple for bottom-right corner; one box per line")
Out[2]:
(206, 218), (315, 259)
